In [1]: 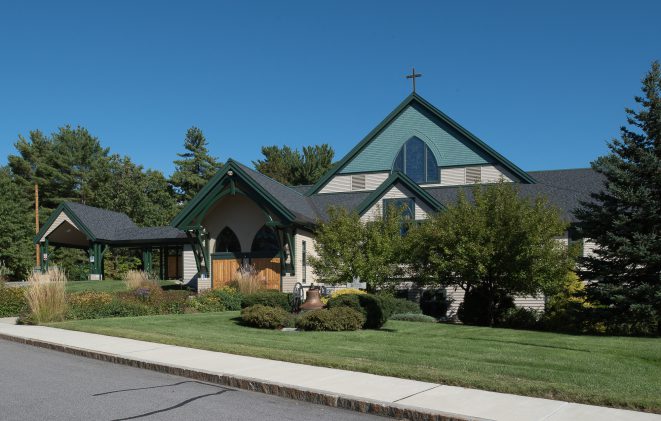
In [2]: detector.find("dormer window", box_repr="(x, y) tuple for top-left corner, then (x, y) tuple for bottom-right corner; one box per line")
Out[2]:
(392, 137), (439, 184)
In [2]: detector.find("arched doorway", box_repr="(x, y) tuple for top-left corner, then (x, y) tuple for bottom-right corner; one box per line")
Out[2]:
(215, 227), (241, 253)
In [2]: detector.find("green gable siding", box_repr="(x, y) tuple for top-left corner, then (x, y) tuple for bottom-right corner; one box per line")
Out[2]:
(340, 102), (492, 174)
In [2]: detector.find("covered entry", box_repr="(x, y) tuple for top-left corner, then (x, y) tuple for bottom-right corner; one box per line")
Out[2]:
(34, 202), (190, 280)
(209, 225), (281, 290)
(170, 160), (311, 290)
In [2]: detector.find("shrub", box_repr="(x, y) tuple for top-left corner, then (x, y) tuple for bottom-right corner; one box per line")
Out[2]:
(193, 287), (243, 312)
(327, 293), (393, 329)
(241, 290), (292, 311)
(457, 286), (514, 326)
(377, 293), (421, 315)
(119, 286), (191, 315)
(124, 270), (157, 290)
(326, 293), (363, 314)
(499, 307), (542, 330)
(0, 284), (28, 317)
(330, 288), (367, 298)
(420, 289), (453, 318)
(241, 304), (292, 329)
(390, 313), (437, 323)
(296, 307), (365, 331)
(230, 264), (265, 294)
(24, 268), (68, 324)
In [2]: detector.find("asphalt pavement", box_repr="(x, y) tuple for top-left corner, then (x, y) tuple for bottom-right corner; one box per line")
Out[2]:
(0, 339), (387, 421)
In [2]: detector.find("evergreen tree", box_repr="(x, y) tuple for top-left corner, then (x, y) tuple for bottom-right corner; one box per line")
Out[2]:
(0, 167), (34, 280)
(170, 127), (220, 203)
(8, 126), (109, 213)
(253, 143), (334, 185)
(575, 61), (661, 335)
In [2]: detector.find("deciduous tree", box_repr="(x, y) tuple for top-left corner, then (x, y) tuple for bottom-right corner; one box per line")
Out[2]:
(310, 205), (404, 291)
(407, 182), (574, 326)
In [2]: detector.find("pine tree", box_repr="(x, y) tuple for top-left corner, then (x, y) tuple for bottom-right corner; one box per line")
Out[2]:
(0, 167), (34, 280)
(575, 61), (661, 335)
(170, 127), (220, 203)
(253, 143), (334, 185)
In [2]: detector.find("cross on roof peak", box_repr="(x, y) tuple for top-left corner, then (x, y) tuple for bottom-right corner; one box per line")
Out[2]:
(406, 67), (422, 93)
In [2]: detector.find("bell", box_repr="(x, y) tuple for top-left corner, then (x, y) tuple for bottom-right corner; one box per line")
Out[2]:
(300, 287), (324, 311)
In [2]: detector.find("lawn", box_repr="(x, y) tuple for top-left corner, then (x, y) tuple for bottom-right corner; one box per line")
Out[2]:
(50, 312), (661, 412)
(65, 279), (179, 293)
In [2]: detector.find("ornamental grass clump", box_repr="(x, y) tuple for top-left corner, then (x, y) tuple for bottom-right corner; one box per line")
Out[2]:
(24, 267), (68, 324)
(230, 264), (264, 294)
(124, 270), (157, 290)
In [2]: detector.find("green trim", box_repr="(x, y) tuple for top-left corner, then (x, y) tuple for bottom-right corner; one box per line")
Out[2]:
(355, 171), (446, 216)
(34, 203), (97, 244)
(307, 93), (535, 195)
(171, 160), (296, 228)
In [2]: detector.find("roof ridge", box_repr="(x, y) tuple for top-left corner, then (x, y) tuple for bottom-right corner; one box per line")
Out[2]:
(234, 161), (309, 198)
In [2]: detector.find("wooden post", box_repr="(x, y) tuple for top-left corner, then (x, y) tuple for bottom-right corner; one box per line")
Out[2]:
(35, 183), (40, 269)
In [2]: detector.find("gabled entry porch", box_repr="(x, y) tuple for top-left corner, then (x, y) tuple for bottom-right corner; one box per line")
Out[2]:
(171, 160), (313, 291)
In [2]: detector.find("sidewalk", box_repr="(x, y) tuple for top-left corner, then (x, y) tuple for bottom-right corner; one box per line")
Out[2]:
(0, 319), (658, 421)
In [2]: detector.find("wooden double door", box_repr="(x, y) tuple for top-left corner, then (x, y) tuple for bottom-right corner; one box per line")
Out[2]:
(211, 254), (281, 290)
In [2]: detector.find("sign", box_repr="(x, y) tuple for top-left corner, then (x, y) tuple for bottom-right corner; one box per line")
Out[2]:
(89, 255), (95, 263)
(42, 254), (48, 261)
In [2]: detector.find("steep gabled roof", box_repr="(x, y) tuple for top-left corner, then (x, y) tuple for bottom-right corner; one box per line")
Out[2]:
(171, 159), (319, 228)
(307, 92), (535, 195)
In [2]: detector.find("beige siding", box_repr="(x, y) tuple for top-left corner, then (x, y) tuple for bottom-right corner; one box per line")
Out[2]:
(360, 185), (432, 222)
(182, 244), (197, 285)
(481, 165), (513, 183)
(513, 295), (546, 311)
(319, 172), (390, 193)
(430, 165), (514, 187)
(319, 174), (352, 193)
(281, 229), (319, 292)
(583, 239), (598, 258)
(43, 212), (79, 239)
(439, 167), (465, 185)
(446, 287), (545, 319)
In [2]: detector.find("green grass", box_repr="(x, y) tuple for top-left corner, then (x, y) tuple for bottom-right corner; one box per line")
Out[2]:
(65, 279), (179, 293)
(49, 312), (661, 412)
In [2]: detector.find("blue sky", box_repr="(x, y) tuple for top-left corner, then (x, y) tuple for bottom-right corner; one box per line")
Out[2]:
(1, 1), (659, 177)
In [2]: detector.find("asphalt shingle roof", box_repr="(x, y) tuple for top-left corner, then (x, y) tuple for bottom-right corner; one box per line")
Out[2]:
(62, 202), (186, 243)
(235, 163), (320, 223)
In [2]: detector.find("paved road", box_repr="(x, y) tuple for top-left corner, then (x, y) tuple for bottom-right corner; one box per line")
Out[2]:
(0, 340), (387, 421)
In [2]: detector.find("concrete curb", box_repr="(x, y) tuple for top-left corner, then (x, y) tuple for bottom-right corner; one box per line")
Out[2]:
(0, 332), (490, 421)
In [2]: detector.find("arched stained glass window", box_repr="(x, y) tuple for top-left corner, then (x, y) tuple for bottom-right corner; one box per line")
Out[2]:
(392, 137), (439, 184)
(216, 227), (241, 253)
(251, 225), (280, 254)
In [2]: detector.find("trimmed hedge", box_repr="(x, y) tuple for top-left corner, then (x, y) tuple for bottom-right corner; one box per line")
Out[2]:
(296, 307), (365, 331)
(0, 285), (27, 317)
(241, 304), (292, 329)
(390, 313), (437, 323)
(327, 293), (393, 329)
(241, 291), (292, 311)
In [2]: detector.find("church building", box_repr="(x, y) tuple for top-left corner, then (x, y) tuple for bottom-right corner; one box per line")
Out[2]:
(34, 92), (603, 313)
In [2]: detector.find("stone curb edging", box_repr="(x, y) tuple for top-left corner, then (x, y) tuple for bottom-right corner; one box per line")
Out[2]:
(0, 332), (490, 421)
